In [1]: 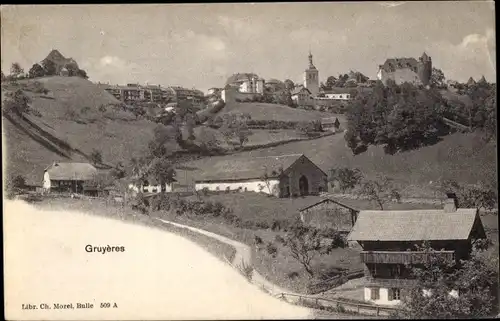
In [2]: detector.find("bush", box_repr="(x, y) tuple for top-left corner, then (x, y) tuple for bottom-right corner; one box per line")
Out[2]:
(287, 271), (300, 279)
(266, 242), (278, 257)
(254, 235), (263, 245)
(255, 221), (270, 229)
(31, 109), (42, 117)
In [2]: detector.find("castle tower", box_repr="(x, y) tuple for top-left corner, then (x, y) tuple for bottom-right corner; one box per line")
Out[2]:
(417, 52), (432, 86)
(304, 51), (319, 97)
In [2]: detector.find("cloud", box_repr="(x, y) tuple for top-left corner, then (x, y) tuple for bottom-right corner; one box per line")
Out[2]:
(430, 28), (496, 82)
(216, 15), (260, 38)
(99, 55), (128, 68)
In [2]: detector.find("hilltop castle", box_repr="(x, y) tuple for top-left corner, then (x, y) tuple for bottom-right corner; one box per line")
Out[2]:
(377, 52), (432, 86)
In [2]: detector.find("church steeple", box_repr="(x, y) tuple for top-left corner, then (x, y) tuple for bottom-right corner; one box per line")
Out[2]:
(308, 51), (316, 69)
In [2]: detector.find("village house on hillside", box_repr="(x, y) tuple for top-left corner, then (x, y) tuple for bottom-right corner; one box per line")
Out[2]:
(186, 154), (328, 197)
(347, 195), (487, 306)
(43, 162), (97, 194)
(377, 52), (432, 86)
(299, 198), (359, 233)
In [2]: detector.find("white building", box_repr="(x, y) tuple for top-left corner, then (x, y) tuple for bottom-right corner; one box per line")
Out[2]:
(186, 154), (328, 197)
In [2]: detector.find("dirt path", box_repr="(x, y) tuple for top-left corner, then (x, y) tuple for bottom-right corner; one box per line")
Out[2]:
(155, 218), (297, 296)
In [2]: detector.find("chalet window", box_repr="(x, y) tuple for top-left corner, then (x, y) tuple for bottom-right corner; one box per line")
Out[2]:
(370, 288), (380, 300)
(368, 264), (377, 277)
(389, 264), (402, 277)
(390, 288), (401, 301)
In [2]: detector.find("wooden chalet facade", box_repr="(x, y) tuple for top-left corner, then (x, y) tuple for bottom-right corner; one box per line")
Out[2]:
(347, 196), (487, 306)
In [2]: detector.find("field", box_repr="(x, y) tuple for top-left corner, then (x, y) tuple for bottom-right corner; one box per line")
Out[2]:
(188, 125), (322, 151)
(152, 192), (443, 293)
(2, 76), (160, 185)
(219, 101), (343, 122)
(181, 131), (496, 198)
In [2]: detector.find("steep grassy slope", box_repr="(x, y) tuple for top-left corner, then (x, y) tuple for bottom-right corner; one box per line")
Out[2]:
(218, 102), (342, 122)
(2, 76), (158, 185)
(182, 131), (496, 198)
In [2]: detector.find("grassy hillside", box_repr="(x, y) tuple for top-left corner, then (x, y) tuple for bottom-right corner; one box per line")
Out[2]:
(219, 101), (344, 122)
(2, 76), (159, 185)
(182, 131), (496, 198)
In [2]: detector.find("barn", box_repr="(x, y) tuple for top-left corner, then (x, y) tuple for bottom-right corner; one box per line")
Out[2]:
(43, 162), (97, 194)
(299, 198), (359, 232)
(191, 154), (328, 198)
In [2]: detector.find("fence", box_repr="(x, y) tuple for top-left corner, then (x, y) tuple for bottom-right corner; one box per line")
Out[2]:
(307, 269), (365, 294)
(275, 292), (402, 317)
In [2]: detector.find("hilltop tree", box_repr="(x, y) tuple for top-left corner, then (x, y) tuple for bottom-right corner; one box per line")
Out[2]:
(464, 82), (497, 143)
(430, 67), (446, 88)
(65, 63), (79, 77)
(10, 62), (24, 77)
(396, 242), (498, 319)
(358, 175), (401, 210)
(89, 149), (103, 165)
(326, 76), (337, 89)
(76, 68), (89, 79)
(2, 89), (31, 116)
(284, 79), (295, 91)
(42, 59), (57, 76)
(345, 81), (448, 155)
(28, 63), (45, 78)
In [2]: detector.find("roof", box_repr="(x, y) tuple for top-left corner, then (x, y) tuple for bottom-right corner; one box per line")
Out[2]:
(347, 208), (485, 242)
(379, 57), (418, 73)
(45, 162), (97, 181)
(267, 78), (281, 84)
(185, 154), (324, 182)
(291, 87), (311, 95)
(226, 73), (260, 85)
(322, 87), (352, 94)
(299, 198), (358, 213)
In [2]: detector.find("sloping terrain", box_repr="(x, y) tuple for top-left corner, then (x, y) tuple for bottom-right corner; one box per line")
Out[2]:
(2, 76), (158, 185)
(218, 102), (340, 122)
(181, 131), (496, 198)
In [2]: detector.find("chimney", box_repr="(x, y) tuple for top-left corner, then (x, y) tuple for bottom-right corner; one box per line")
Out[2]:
(444, 192), (458, 212)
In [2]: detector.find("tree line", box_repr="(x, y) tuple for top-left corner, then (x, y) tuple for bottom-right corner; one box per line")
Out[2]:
(1, 60), (88, 81)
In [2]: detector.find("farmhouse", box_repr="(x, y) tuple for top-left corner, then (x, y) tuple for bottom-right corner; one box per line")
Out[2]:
(43, 162), (97, 193)
(299, 198), (359, 232)
(191, 154), (328, 198)
(347, 195), (487, 306)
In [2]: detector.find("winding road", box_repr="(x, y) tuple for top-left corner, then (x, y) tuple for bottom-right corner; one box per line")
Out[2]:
(155, 218), (298, 297)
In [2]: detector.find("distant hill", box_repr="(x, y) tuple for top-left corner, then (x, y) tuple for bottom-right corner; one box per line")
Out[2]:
(2, 76), (159, 185)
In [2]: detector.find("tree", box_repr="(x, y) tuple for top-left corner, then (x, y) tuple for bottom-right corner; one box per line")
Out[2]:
(1, 70), (5, 81)
(397, 242), (498, 319)
(334, 117), (341, 129)
(4, 174), (26, 197)
(76, 68), (89, 79)
(220, 114), (250, 148)
(89, 149), (103, 165)
(10, 62), (24, 78)
(358, 175), (401, 210)
(326, 76), (337, 89)
(147, 157), (175, 192)
(284, 79), (295, 91)
(27, 63), (45, 78)
(329, 167), (363, 193)
(430, 67), (446, 88)
(65, 64), (79, 76)
(345, 81), (448, 155)
(440, 180), (497, 211)
(281, 221), (345, 278)
(2, 89), (31, 116)
(42, 59), (57, 76)
(185, 113), (196, 141)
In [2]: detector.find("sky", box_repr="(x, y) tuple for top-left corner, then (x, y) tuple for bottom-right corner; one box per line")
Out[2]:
(1, 2), (496, 92)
